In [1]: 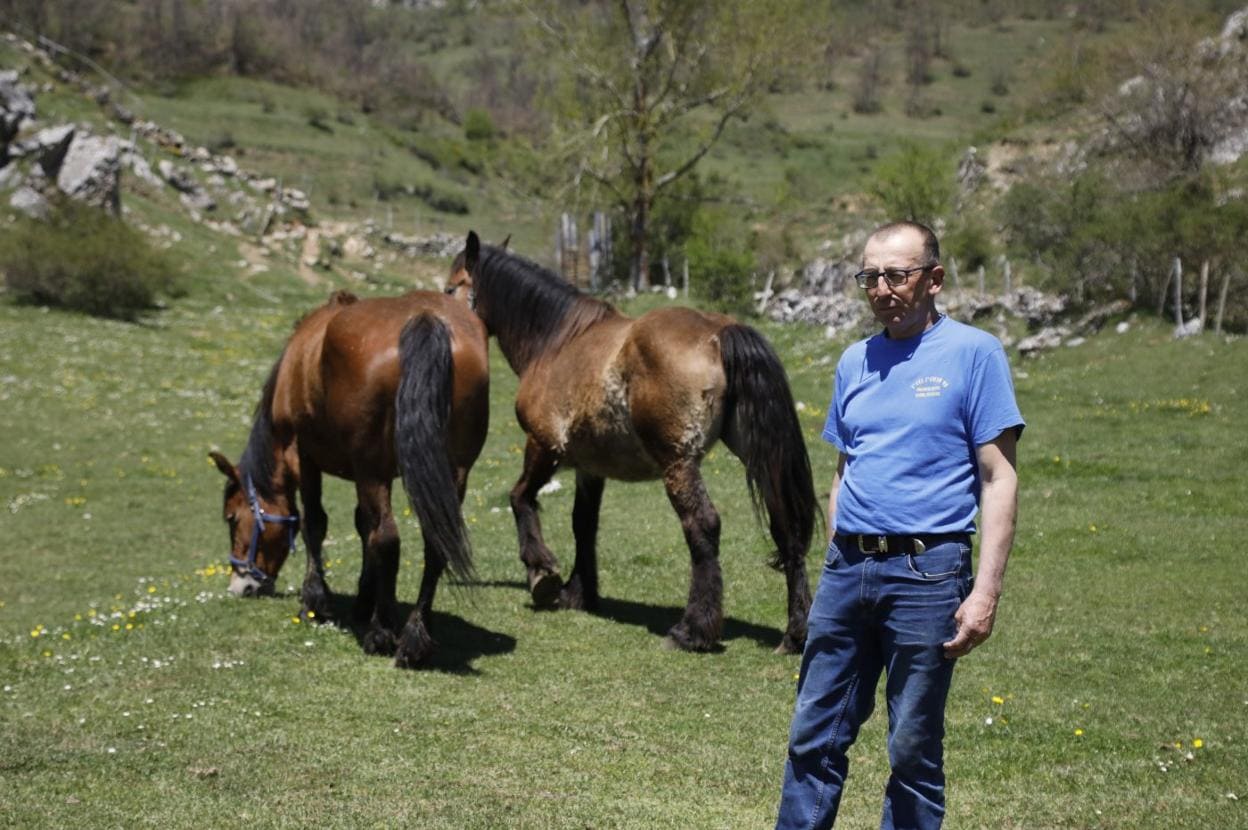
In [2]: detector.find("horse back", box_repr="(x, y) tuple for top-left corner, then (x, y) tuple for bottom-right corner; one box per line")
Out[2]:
(516, 305), (734, 479)
(277, 291), (488, 481)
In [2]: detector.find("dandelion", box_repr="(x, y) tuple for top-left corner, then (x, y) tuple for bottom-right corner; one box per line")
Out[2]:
(991, 695), (1005, 705)
(290, 616), (301, 624)
(1074, 728), (1084, 737)
(1089, 524), (1097, 533)
(1193, 738), (1204, 749)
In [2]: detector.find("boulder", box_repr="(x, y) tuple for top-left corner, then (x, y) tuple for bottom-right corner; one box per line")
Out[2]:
(56, 133), (121, 213)
(9, 186), (48, 219)
(33, 124), (75, 176)
(158, 159), (191, 192)
(1017, 326), (1070, 357)
(1, 70), (37, 158)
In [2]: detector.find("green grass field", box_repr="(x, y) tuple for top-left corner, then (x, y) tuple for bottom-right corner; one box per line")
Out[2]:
(1, 278), (1245, 827)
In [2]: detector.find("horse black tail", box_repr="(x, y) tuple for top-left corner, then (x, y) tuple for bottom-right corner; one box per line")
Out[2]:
(719, 324), (819, 571)
(395, 313), (474, 582)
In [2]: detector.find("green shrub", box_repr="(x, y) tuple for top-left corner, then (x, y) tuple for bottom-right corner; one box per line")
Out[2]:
(869, 141), (955, 227)
(464, 109), (497, 142)
(686, 211), (756, 318)
(1, 200), (180, 320)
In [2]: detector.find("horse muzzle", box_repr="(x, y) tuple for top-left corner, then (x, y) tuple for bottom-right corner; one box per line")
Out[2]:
(228, 570), (275, 598)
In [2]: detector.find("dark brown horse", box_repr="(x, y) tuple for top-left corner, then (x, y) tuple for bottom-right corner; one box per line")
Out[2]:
(209, 289), (489, 668)
(448, 232), (816, 653)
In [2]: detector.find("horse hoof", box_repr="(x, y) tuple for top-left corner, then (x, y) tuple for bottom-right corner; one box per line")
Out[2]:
(529, 571), (562, 608)
(774, 635), (804, 656)
(394, 644), (434, 670)
(362, 628), (397, 656)
(664, 624), (719, 653)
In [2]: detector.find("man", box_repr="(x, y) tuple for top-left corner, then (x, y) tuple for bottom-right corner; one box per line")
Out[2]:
(776, 221), (1023, 830)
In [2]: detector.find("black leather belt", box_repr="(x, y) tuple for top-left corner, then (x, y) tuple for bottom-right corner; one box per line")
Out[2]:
(835, 532), (970, 556)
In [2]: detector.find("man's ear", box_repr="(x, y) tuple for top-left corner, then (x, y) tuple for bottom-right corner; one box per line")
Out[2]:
(209, 451), (240, 485)
(927, 264), (945, 295)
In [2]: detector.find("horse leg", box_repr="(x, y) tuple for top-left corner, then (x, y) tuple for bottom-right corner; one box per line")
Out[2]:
(776, 529), (812, 655)
(561, 471), (604, 611)
(394, 539), (445, 669)
(393, 461), (472, 669)
(509, 437), (563, 608)
(663, 459), (723, 652)
(297, 467), (332, 623)
(354, 480), (401, 656)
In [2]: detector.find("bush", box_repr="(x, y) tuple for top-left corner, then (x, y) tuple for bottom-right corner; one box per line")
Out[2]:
(869, 141), (955, 227)
(464, 109), (497, 142)
(686, 211), (756, 318)
(0, 200), (179, 320)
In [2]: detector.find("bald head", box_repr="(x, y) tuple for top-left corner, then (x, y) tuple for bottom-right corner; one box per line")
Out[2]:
(865, 221), (940, 268)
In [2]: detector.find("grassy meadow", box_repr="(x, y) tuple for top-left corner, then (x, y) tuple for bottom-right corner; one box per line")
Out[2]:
(1, 274), (1245, 827)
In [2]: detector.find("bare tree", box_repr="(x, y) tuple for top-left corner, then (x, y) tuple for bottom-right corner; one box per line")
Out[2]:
(526, 0), (813, 290)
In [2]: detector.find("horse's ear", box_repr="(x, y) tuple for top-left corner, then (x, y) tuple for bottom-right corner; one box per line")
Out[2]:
(500, 234), (511, 251)
(209, 451), (239, 485)
(465, 230), (480, 272)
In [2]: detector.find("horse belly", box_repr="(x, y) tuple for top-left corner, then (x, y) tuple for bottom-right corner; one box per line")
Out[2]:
(563, 429), (662, 481)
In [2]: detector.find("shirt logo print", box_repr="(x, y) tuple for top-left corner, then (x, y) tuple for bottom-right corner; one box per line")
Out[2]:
(911, 376), (949, 399)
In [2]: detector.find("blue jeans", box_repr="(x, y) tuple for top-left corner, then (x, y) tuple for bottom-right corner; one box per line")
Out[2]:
(776, 535), (973, 830)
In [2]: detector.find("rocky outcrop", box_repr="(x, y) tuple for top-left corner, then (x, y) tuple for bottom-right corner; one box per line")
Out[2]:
(1, 68), (36, 163)
(55, 133), (121, 212)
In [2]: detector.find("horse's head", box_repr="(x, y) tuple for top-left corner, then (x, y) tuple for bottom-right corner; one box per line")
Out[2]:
(446, 230), (509, 305)
(209, 451), (300, 598)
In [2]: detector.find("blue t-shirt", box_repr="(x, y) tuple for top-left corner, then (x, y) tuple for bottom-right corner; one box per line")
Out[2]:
(822, 316), (1024, 535)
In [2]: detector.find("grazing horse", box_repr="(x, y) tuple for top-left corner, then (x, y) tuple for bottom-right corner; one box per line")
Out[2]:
(448, 231), (817, 653)
(208, 289), (489, 668)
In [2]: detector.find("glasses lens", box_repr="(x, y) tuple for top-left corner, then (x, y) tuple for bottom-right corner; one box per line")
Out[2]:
(884, 268), (911, 285)
(855, 270), (880, 288)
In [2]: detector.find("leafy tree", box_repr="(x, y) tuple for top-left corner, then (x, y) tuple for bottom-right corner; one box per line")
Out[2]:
(525, 0), (814, 290)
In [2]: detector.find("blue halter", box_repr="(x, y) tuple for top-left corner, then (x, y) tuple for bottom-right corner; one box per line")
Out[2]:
(229, 475), (300, 585)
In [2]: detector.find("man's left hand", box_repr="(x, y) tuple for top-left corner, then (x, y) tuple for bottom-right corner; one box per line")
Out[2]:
(943, 590), (998, 659)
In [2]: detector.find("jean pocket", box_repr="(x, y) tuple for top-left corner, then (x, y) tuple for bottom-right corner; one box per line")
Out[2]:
(905, 542), (969, 581)
(824, 539), (843, 570)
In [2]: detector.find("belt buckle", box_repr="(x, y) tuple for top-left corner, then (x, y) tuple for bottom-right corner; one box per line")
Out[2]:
(860, 534), (888, 555)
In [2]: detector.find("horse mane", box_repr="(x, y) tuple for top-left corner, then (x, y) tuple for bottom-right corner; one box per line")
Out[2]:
(237, 354), (283, 501)
(475, 244), (616, 373)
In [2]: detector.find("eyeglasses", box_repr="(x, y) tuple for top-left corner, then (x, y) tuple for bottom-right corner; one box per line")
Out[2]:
(853, 265), (930, 289)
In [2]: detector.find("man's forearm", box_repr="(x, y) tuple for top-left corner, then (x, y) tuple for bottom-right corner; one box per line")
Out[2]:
(974, 472), (1017, 599)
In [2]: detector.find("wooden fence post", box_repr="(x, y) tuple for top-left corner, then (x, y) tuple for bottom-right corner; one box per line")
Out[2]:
(1172, 256), (1184, 328)
(1215, 271), (1231, 335)
(1198, 259), (1209, 332)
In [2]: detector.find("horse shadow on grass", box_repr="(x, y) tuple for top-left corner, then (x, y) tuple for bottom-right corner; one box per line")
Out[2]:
(466, 579), (786, 653)
(314, 591), (517, 675)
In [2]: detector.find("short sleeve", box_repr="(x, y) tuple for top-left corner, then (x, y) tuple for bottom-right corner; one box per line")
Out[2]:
(966, 342), (1025, 446)
(822, 359), (847, 451)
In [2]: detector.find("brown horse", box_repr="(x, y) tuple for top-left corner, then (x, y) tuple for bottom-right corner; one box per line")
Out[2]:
(448, 231), (817, 653)
(209, 289), (489, 668)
